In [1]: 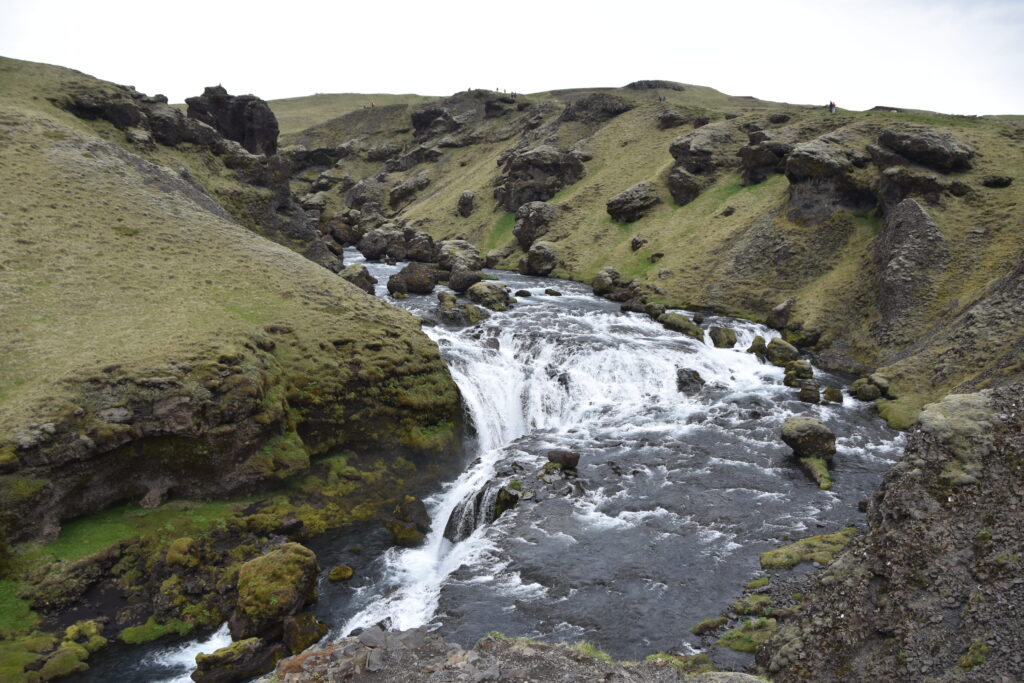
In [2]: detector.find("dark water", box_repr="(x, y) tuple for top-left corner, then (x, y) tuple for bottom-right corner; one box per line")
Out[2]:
(80, 250), (902, 681)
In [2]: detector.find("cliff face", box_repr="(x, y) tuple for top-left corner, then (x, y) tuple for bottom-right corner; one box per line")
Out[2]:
(275, 84), (1024, 427)
(758, 384), (1024, 680)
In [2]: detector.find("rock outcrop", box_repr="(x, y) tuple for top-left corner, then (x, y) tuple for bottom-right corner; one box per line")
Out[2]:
(524, 241), (557, 276)
(513, 201), (557, 249)
(606, 181), (662, 222)
(185, 85), (279, 155)
(878, 126), (975, 172)
(229, 543), (318, 640)
(494, 145), (585, 211)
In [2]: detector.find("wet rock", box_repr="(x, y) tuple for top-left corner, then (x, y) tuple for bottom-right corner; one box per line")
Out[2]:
(515, 289), (532, 297)
(328, 565), (354, 582)
(747, 335), (769, 362)
(766, 298), (796, 330)
(798, 381), (821, 404)
(667, 166), (704, 206)
(658, 313), (705, 342)
(850, 378), (881, 401)
(385, 495), (432, 547)
(437, 291), (489, 326)
(282, 614), (329, 654)
(591, 267), (623, 296)
(784, 360), (814, 388)
(448, 265), (482, 293)
(620, 298), (647, 313)
(467, 281), (512, 311)
(494, 145), (586, 211)
(340, 263), (377, 295)
(780, 417), (836, 461)
(457, 190), (476, 217)
(676, 368), (706, 394)
(822, 386), (844, 403)
(513, 201), (556, 249)
(606, 181), (662, 222)
(437, 239), (483, 272)
(765, 338), (799, 367)
(193, 637), (285, 683)
(228, 542), (319, 640)
(404, 229), (436, 262)
(544, 288), (562, 296)
(547, 450), (580, 469)
(878, 126), (975, 172)
(524, 241), (557, 276)
(709, 326), (738, 348)
(387, 263), (438, 296)
(185, 85), (279, 155)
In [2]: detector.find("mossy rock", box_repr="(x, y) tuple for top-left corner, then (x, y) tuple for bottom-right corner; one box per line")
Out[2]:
(166, 537), (198, 567)
(746, 335), (768, 361)
(765, 337), (799, 366)
(328, 565), (354, 582)
(384, 520), (426, 547)
(716, 617), (777, 652)
(732, 593), (772, 615)
(798, 457), (832, 490)
(658, 313), (704, 341)
(119, 616), (192, 644)
(822, 386), (844, 403)
(229, 542), (319, 639)
(193, 637), (286, 683)
(760, 528), (856, 569)
(850, 377), (881, 401)
(709, 326), (737, 348)
(63, 620), (107, 654)
(37, 641), (90, 680)
(282, 613), (329, 654)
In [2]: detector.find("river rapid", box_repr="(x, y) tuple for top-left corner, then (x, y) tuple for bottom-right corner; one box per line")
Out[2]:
(79, 249), (903, 681)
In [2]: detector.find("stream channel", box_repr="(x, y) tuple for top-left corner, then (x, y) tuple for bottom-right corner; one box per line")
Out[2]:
(80, 248), (903, 681)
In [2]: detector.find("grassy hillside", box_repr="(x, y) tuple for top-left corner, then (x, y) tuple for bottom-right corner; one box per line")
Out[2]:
(280, 81), (1024, 426)
(269, 92), (430, 138)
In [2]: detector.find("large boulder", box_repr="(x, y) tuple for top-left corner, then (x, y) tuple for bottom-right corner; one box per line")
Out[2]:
(193, 638), (286, 683)
(785, 137), (859, 182)
(448, 266), (482, 293)
(346, 177), (389, 211)
(766, 298), (796, 330)
(384, 496), (432, 547)
(667, 166), (704, 206)
(559, 93), (634, 124)
(356, 226), (404, 262)
(185, 86), (279, 155)
(437, 291), (489, 326)
(780, 417), (836, 462)
(676, 368), (706, 394)
(387, 263), (438, 295)
(709, 326), (737, 348)
(457, 190), (475, 217)
(340, 264), (377, 295)
(404, 229), (436, 262)
(606, 182), (662, 222)
(513, 201), (556, 249)
(878, 127), (974, 172)
(494, 145), (586, 211)
(467, 281), (513, 311)
(228, 543), (319, 640)
(436, 239), (483, 272)
(524, 241), (557, 276)
(658, 313), (705, 342)
(765, 337), (800, 366)
(389, 175), (430, 209)
(669, 122), (739, 175)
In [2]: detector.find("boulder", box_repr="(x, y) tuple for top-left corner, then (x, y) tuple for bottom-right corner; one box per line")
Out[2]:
(457, 190), (475, 217)
(785, 137), (858, 182)
(356, 226), (404, 261)
(669, 122), (739, 175)
(630, 235), (648, 251)
(559, 93), (633, 124)
(404, 230), (436, 262)
(667, 166), (704, 206)
(340, 264), (377, 295)
(448, 265), (482, 293)
(591, 267), (622, 296)
(676, 368), (706, 394)
(850, 378), (882, 401)
(709, 326), (737, 348)
(822, 386), (844, 403)
(606, 182), (662, 222)
(766, 298), (796, 330)
(513, 201), (557, 249)
(437, 291), (488, 326)
(515, 289), (532, 297)
(544, 289), (562, 296)
(389, 175), (430, 208)
(798, 381), (821, 404)
(738, 135), (795, 185)
(658, 110), (688, 129)
(878, 127), (974, 172)
(437, 239), (483, 271)
(493, 145), (586, 211)
(620, 298), (647, 313)
(328, 565), (354, 582)
(982, 175), (1013, 189)
(747, 335), (769, 362)
(185, 86), (279, 155)
(658, 313), (705, 342)
(384, 495), (432, 547)
(229, 543), (319, 640)
(525, 241), (557, 276)
(780, 417), (836, 462)
(765, 338), (799, 367)
(387, 263), (438, 295)
(282, 614), (329, 654)
(547, 450), (581, 469)
(467, 281), (512, 311)
(193, 638), (286, 683)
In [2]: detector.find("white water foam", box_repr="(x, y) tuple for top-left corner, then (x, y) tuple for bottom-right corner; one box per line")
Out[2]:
(149, 623), (231, 683)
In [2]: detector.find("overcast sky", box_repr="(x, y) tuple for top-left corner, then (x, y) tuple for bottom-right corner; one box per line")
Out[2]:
(2, 0), (1022, 115)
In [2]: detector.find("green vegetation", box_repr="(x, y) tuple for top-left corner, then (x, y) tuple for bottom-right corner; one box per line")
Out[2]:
(732, 593), (772, 615)
(119, 617), (192, 644)
(0, 580), (39, 636)
(690, 616), (727, 635)
(644, 652), (716, 674)
(716, 617), (778, 652)
(760, 528), (857, 569)
(960, 637), (990, 669)
(745, 577), (769, 590)
(483, 211), (516, 253)
(571, 641), (614, 664)
(799, 457), (833, 490)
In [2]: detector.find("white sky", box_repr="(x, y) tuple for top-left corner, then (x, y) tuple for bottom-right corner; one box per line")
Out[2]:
(1, 0), (1022, 115)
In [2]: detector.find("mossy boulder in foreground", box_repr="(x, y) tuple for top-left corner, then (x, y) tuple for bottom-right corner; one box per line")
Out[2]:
(781, 417), (836, 462)
(193, 637), (286, 683)
(229, 542), (319, 640)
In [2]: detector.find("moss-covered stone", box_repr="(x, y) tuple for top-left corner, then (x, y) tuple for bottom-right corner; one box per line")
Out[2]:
(282, 613), (328, 654)
(166, 537), (198, 567)
(63, 620), (107, 654)
(760, 528), (856, 569)
(732, 593), (772, 615)
(119, 616), (192, 644)
(193, 637), (286, 683)
(850, 377), (881, 401)
(709, 326), (737, 348)
(644, 652), (716, 674)
(328, 565), (354, 582)
(37, 641), (90, 680)
(822, 386), (844, 403)
(658, 313), (704, 341)
(765, 338), (799, 367)
(229, 542), (318, 639)
(690, 616), (728, 635)
(799, 457), (833, 490)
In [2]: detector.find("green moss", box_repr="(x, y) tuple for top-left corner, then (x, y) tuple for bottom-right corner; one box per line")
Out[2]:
(0, 579), (40, 636)
(745, 577), (769, 590)
(732, 594), (772, 615)
(877, 397), (923, 430)
(571, 641), (614, 664)
(398, 420), (457, 453)
(0, 633), (56, 682)
(328, 565), (354, 581)
(760, 528), (856, 569)
(690, 616), (727, 635)
(644, 652), (715, 674)
(799, 457), (833, 490)
(165, 537), (197, 567)
(0, 475), (48, 504)
(960, 637), (989, 669)
(508, 480), (523, 491)
(64, 620), (107, 653)
(119, 616), (192, 644)
(234, 543), (317, 627)
(241, 431), (311, 480)
(716, 617), (778, 652)
(38, 641), (90, 679)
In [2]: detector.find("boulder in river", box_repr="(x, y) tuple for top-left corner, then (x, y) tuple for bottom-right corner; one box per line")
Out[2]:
(709, 326), (737, 348)
(747, 335), (769, 362)
(676, 368), (705, 394)
(781, 417), (836, 462)
(850, 378), (882, 401)
(658, 313), (705, 342)
(437, 239), (483, 272)
(282, 614), (329, 655)
(822, 386), (844, 403)
(513, 201), (556, 250)
(467, 281), (512, 311)
(384, 495), (432, 547)
(765, 338), (799, 367)
(387, 263), (438, 296)
(448, 265), (482, 293)
(547, 450), (581, 470)
(798, 381), (821, 404)
(228, 542), (319, 640)
(193, 638), (286, 683)
(340, 263), (377, 295)
(525, 241), (557, 276)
